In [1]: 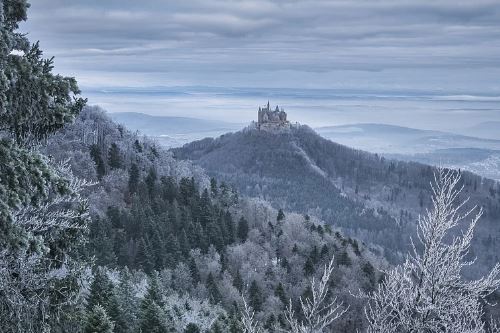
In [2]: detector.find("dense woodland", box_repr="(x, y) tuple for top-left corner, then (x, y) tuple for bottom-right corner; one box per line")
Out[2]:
(42, 106), (381, 332)
(1, 1), (500, 333)
(174, 125), (500, 276)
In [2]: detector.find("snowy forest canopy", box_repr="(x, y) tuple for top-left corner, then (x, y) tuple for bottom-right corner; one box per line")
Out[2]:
(1, 1), (500, 333)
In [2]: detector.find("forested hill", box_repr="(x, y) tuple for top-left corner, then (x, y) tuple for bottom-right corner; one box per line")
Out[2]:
(41, 106), (384, 332)
(173, 125), (500, 276)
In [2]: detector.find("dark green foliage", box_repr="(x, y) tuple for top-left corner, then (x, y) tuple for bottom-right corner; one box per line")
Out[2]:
(1, 39), (86, 144)
(128, 163), (140, 194)
(88, 217), (116, 267)
(0, 2), (88, 330)
(207, 272), (222, 304)
(303, 257), (314, 276)
(274, 283), (287, 305)
(337, 250), (352, 267)
(84, 305), (114, 333)
(87, 175), (238, 272)
(233, 270), (244, 292)
(87, 268), (120, 325)
(184, 323), (201, 333)
(139, 275), (168, 333)
(210, 177), (218, 196)
(237, 217), (249, 242)
(277, 208), (285, 222)
(108, 143), (121, 169)
(248, 280), (263, 312)
(0, 139), (68, 241)
(90, 144), (106, 180)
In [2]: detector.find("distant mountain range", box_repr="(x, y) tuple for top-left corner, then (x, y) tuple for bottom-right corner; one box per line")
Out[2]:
(315, 123), (500, 180)
(109, 113), (500, 180)
(458, 121), (500, 140)
(109, 112), (244, 147)
(173, 125), (500, 278)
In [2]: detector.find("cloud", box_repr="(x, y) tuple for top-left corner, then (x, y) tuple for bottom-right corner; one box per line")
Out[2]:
(18, 0), (500, 94)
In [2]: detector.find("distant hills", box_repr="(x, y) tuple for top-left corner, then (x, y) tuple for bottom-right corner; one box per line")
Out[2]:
(458, 121), (500, 140)
(109, 112), (244, 147)
(315, 123), (500, 180)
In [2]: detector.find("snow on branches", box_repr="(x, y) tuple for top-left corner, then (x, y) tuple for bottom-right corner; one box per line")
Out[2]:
(364, 168), (500, 333)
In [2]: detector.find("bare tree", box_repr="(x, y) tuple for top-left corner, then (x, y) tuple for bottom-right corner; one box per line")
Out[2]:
(241, 296), (265, 333)
(365, 168), (500, 333)
(284, 255), (348, 333)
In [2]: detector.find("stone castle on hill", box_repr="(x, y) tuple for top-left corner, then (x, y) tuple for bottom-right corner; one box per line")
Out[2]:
(257, 101), (290, 130)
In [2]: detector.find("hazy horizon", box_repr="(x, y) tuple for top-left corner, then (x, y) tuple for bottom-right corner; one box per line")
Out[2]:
(20, 0), (500, 130)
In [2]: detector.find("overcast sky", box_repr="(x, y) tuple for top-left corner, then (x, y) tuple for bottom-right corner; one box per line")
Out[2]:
(20, 0), (500, 127)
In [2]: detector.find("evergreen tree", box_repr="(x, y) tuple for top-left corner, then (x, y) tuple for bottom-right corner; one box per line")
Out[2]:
(145, 167), (157, 197)
(84, 305), (115, 333)
(128, 163), (140, 194)
(237, 217), (249, 242)
(115, 268), (138, 333)
(303, 256), (315, 276)
(139, 300), (168, 333)
(90, 144), (106, 179)
(88, 217), (117, 267)
(207, 272), (222, 304)
(210, 177), (218, 197)
(275, 282), (287, 305)
(133, 139), (143, 152)
(233, 270), (244, 292)
(248, 280), (263, 312)
(0, 2), (87, 330)
(189, 257), (201, 284)
(87, 268), (120, 325)
(139, 274), (168, 333)
(184, 323), (201, 333)
(108, 143), (122, 169)
(337, 250), (351, 267)
(277, 208), (285, 222)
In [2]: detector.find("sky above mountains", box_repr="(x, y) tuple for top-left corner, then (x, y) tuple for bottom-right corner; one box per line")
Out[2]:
(20, 0), (500, 128)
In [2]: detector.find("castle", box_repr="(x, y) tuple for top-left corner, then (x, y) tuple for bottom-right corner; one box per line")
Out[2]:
(257, 101), (289, 129)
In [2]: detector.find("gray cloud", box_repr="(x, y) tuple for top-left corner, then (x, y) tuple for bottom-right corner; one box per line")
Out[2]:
(17, 0), (500, 127)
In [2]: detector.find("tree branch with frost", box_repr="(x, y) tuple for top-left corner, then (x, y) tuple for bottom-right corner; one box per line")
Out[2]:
(364, 168), (500, 333)
(241, 295), (264, 333)
(284, 255), (348, 333)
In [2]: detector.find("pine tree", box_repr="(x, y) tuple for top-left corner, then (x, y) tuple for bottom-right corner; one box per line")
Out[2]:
(108, 143), (122, 169)
(277, 209), (285, 222)
(145, 167), (157, 197)
(210, 177), (218, 197)
(139, 274), (168, 333)
(115, 268), (138, 333)
(189, 257), (201, 284)
(87, 268), (121, 325)
(237, 217), (249, 242)
(275, 282), (287, 305)
(207, 272), (222, 304)
(184, 323), (201, 333)
(84, 305), (115, 333)
(0, 2), (88, 330)
(303, 257), (315, 276)
(128, 163), (140, 194)
(233, 270), (244, 292)
(90, 144), (106, 179)
(248, 280), (263, 312)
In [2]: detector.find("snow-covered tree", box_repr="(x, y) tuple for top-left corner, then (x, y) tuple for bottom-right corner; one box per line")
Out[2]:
(84, 304), (115, 333)
(283, 255), (348, 333)
(365, 169), (500, 332)
(0, 1), (89, 331)
(241, 296), (264, 333)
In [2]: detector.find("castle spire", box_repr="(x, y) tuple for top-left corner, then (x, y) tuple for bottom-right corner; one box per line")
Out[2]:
(267, 100), (270, 110)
